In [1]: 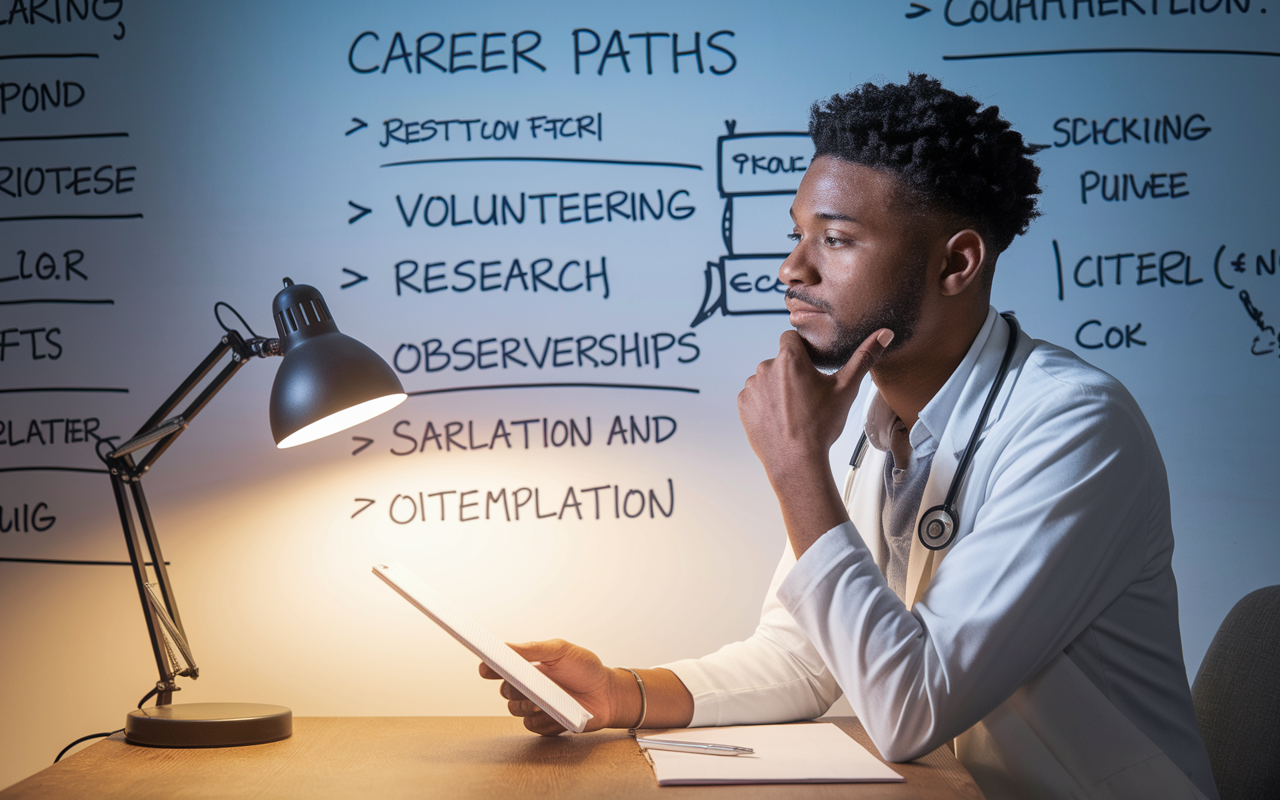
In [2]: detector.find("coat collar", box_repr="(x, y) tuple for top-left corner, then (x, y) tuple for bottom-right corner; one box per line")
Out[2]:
(860, 306), (1006, 461)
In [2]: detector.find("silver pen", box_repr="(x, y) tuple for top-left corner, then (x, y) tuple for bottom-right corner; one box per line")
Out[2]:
(637, 737), (754, 756)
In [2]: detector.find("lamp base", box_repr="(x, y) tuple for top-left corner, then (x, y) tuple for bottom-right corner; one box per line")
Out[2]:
(125, 702), (292, 747)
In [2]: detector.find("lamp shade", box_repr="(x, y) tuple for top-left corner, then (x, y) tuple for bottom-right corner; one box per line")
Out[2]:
(268, 279), (406, 448)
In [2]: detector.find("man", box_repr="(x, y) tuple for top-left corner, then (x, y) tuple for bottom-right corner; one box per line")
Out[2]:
(481, 75), (1218, 800)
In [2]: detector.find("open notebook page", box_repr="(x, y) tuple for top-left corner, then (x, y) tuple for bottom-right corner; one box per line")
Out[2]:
(639, 723), (903, 785)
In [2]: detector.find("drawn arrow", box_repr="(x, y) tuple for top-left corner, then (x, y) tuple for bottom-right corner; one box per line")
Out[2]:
(352, 498), (376, 518)
(351, 436), (374, 455)
(348, 201), (372, 224)
(346, 117), (368, 136)
(906, 3), (931, 17)
(341, 268), (369, 289)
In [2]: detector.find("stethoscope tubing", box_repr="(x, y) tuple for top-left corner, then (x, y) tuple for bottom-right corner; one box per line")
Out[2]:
(847, 312), (1021, 552)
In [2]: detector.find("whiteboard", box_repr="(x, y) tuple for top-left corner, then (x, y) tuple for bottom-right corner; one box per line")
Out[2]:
(2, 0), (1277, 786)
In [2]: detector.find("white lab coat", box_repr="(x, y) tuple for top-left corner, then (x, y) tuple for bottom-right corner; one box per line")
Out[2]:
(663, 308), (1218, 800)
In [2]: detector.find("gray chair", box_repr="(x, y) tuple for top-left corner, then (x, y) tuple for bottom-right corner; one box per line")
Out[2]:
(1192, 585), (1280, 800)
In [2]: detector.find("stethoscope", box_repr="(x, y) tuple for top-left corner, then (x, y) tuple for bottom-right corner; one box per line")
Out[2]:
(846, 312), (1020, 552)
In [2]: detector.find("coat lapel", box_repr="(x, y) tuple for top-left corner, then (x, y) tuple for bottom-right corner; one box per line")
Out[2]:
(844, 447), (887, 568)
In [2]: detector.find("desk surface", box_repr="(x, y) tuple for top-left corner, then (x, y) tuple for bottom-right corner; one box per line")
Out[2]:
(1, 717), (984, 799)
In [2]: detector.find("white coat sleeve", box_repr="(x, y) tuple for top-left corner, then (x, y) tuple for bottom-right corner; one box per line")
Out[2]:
(776, 380), (1156, 762)
(659, 545), (844, 727)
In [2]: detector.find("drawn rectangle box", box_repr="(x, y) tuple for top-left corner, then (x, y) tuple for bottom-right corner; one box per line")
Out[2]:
(717, 132), (813, 197)
(725, 194), (794, 255)
(691, 254), (790, 327)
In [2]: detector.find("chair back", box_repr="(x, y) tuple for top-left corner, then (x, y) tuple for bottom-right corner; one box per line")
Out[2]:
(1192, 585), (1280, 800)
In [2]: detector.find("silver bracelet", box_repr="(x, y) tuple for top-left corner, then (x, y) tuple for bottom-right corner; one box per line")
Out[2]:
(622, 667), (647, 733)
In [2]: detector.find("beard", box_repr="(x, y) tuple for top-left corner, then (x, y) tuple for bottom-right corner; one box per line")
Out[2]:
(786, 261), (927, 371)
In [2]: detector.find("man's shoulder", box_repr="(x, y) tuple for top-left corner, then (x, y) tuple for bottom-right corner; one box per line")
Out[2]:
(997, 335), (1166, 489)
(1002, 336), (1154, 444)
(1024, 335), (1136, 399)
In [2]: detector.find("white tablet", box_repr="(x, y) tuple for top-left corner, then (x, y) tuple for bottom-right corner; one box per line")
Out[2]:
(373, 563), (593, 734)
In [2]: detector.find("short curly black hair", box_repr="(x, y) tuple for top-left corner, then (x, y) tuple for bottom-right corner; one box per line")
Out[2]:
(810, 74), (1042, 257)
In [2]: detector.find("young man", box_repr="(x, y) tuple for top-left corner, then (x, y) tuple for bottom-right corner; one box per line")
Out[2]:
(481, 75), (1218, 800)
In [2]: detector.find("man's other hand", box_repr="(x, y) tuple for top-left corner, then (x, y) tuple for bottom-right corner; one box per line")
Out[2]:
(738, 327), (893, 555)
(739, 327), (891, 481)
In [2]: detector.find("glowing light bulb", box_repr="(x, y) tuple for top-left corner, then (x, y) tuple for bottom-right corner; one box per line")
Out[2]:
(275, 393), (406, 449)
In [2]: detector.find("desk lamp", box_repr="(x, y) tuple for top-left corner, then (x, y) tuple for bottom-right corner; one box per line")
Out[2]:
(101, 278), (406, 747)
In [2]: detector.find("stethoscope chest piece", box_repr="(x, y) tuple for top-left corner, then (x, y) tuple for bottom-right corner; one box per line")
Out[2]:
(918, 505), (957, 551)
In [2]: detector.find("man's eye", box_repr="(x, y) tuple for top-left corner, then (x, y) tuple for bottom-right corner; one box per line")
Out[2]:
(825, 236), (844, 246)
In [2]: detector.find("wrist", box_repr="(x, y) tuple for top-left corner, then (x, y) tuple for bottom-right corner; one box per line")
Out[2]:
(609, 667), (644, 729)
(766, 451), (833, 495)
(769, 455), (850, 558)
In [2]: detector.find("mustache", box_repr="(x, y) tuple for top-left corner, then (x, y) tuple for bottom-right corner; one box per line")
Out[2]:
(784, 286), (833, 312)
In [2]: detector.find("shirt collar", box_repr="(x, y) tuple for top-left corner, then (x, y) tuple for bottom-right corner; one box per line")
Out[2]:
(863, 306), (1001, 455)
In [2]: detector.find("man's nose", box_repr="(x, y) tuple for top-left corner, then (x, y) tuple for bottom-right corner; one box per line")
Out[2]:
(779, 239), (815, 286)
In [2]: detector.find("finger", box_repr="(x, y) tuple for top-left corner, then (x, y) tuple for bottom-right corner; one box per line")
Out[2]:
(479, 662), (501, 680)
(777, 330), (810, 360)
(507, 698), (542, 717)
(499, 681), (529, 702)
(506, 639), (571, 665)
(834, 328), (894, 394)
(524, 713), (568, 737)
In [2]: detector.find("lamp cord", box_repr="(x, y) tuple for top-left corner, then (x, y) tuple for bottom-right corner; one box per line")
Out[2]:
(135, 686), (162, 709)
(89, 425), (121, 465)
(53, 729), (124, 763)
(52, 686), (165, 762)
(213, 301), (260, 339)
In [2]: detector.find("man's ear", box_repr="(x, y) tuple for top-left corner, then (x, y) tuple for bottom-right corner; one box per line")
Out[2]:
(939, 228), (987, 297)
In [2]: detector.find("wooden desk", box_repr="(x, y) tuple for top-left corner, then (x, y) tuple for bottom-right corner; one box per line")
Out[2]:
(1, 717), (983, 799)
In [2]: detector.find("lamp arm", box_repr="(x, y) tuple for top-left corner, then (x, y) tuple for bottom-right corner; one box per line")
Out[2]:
(104, 328), (279, 703)
(144, 582), (199, 677)
(107, 330), (280, 474)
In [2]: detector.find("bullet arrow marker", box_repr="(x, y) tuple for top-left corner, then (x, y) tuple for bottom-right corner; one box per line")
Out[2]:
(348, 201), (372, 224)
(352, 498), (376, 518)
(346, 117), (368, 136)
(341, 268), (369, 289)
(352, 436), (374, 455)
(906, 3), (931, 17)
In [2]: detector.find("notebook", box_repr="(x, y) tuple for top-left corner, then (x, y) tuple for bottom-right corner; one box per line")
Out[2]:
(372, 562), (593, 734)
(638, 723), (904, 785)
